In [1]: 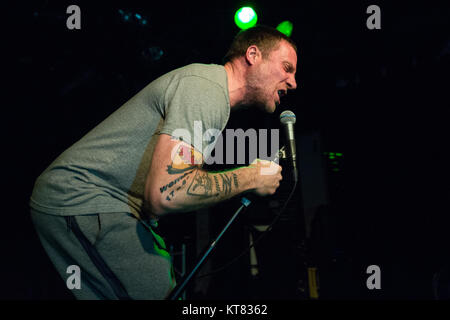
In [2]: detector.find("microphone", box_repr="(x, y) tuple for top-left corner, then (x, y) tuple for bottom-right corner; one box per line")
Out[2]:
(280, 110), (298, 181)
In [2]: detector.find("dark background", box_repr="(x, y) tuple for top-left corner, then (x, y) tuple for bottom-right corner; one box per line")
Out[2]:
(4, 0), (450, 299)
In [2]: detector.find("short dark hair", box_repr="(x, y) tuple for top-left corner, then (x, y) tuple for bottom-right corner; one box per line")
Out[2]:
(223, 25), (297, 64)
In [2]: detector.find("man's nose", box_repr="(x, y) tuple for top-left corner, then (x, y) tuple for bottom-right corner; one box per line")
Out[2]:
(287, 74), (297, 90)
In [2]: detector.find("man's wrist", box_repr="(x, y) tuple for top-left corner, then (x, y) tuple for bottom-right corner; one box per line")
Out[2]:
(240, 165), (257, 193)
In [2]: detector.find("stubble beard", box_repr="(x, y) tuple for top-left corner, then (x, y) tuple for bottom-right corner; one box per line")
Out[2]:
(241, 70), (275, 113)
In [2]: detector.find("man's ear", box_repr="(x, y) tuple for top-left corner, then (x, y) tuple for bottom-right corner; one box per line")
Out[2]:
(245, 45), (261, 66)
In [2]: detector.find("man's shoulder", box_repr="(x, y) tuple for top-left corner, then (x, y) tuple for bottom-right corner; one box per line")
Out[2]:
(174, 63), (224, 75)
(167, 63), (227, 88)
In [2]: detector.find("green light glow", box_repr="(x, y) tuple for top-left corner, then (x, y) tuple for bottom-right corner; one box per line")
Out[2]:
(234, 7), (258, 30)
(336, 153), (343, 156)
(329, 156), (335, 159)
(329, 152), (335, 156)
(276, 20), (293, 37)
(148, 227), (170, 259)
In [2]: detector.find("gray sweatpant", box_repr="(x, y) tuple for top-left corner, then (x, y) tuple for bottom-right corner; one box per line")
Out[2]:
(30, 209), (175, 300)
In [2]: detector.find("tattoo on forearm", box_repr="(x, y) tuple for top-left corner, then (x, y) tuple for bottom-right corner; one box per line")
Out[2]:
(220, 173), (232, 195)
(160, 170), (194, 193)
(187, 170), (219, 197)
(232, 173), (239, 189)
(185, 171), (238, 198)
(167, 163), (196, 174)
(166, 144), (202, 174)
(214, 175), (221, 192)
(166, 190), (175, 202)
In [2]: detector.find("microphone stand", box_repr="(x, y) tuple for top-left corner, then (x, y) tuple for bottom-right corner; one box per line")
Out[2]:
(166, 196), (252, 300)
(166, 146), (286, 300)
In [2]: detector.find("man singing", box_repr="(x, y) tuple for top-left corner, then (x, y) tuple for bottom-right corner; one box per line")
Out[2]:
(30, 25), (297, 299)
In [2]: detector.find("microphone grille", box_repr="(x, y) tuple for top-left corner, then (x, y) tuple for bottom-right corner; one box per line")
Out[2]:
(280, 110), (296, 125)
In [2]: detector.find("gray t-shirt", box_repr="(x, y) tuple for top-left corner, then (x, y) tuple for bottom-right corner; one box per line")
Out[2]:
(30, 63), (230, 217)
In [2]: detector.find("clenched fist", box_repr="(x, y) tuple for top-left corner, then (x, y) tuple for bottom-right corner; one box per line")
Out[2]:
(249, 159), (283, 196)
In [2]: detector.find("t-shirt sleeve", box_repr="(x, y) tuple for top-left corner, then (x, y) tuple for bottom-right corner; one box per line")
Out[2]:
(160, 76), (228, 156)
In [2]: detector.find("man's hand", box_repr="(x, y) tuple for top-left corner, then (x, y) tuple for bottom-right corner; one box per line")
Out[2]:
(250, 159), (283, 196)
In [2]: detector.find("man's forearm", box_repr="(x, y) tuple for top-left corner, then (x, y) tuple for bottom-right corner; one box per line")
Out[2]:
(157, 166), (256, 214)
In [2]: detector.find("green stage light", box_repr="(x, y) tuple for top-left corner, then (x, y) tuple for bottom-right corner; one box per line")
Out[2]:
(234, 7), (258, 30)
(276, 20), (293, 37)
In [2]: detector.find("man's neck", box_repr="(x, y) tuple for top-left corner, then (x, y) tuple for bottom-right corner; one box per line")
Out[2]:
(224, 61), (248, 109)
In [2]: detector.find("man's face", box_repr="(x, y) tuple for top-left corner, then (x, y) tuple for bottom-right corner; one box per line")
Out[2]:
(246, 40), (298, 113)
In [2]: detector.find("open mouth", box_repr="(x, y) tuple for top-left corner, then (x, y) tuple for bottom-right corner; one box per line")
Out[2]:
(277, 90), (287, 100)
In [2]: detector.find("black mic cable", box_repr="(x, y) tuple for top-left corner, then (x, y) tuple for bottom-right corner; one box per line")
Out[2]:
(195, 180), (297, 280)
(195, 146), (297, 280)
